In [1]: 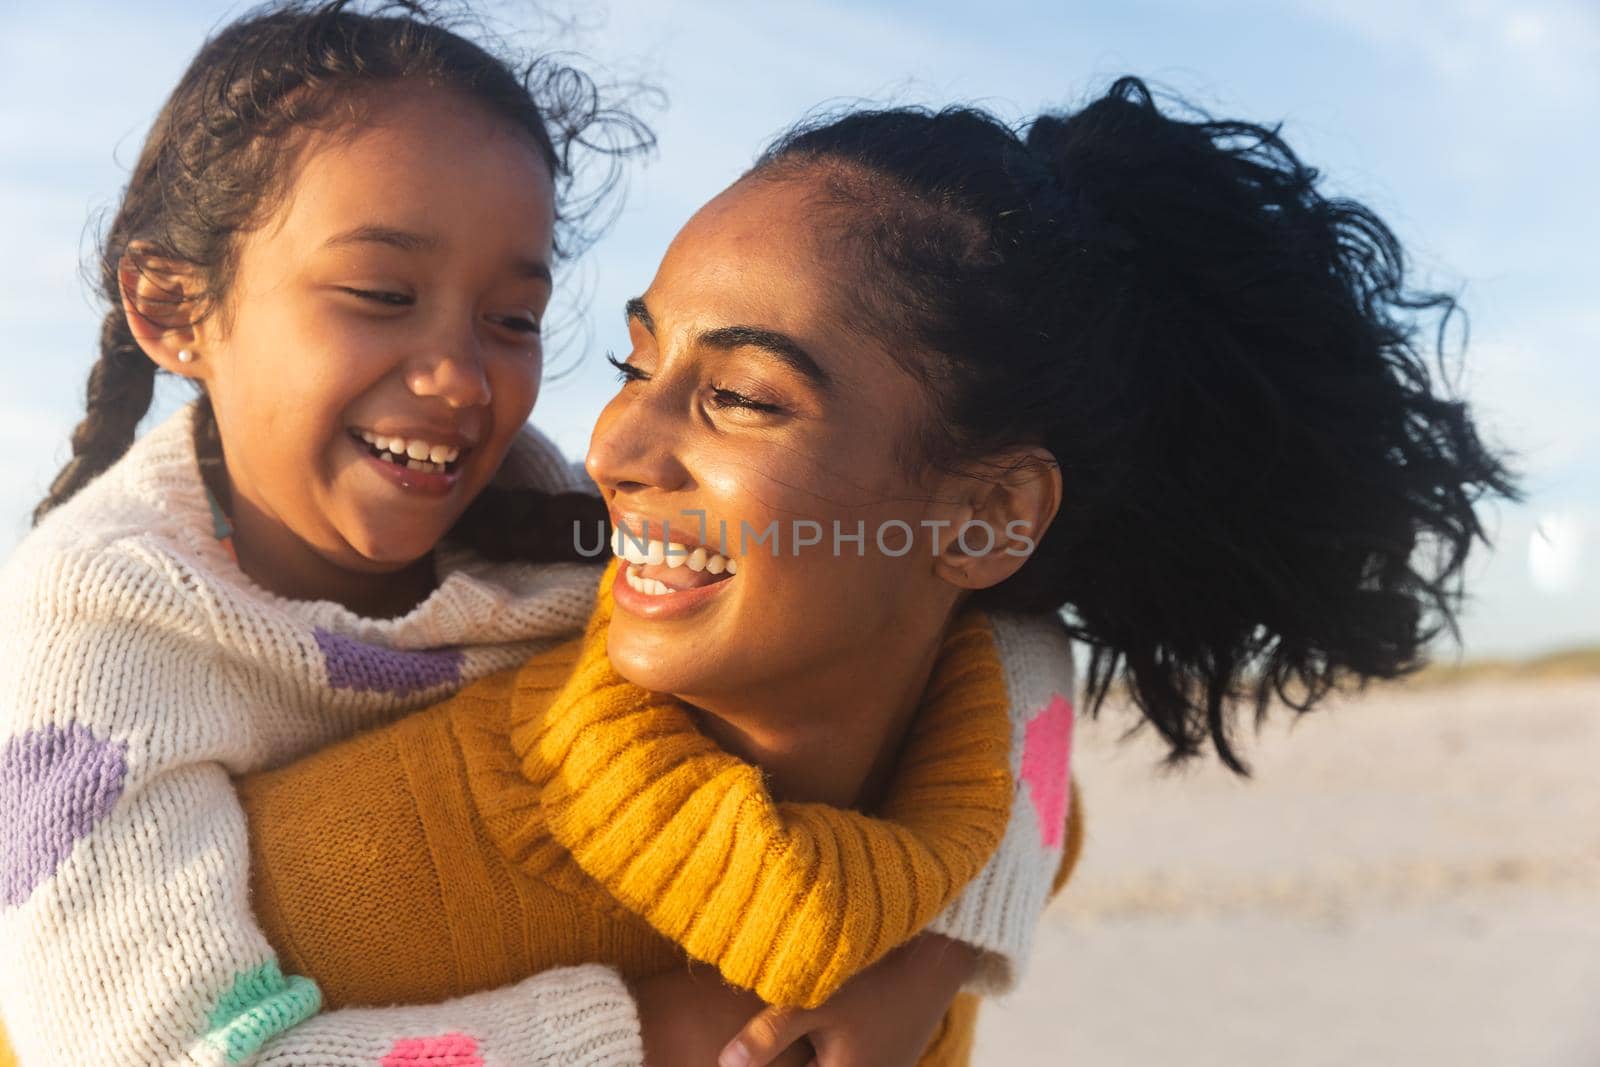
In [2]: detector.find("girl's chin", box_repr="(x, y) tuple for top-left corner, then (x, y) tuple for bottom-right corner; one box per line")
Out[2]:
(333, 531), (447, 572)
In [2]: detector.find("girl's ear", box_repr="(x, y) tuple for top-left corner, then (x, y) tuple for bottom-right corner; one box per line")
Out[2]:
(118, 245), (212, 380)
(932, 445), (1062, 592)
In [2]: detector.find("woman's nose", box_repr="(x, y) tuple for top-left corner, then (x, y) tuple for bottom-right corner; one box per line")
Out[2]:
(586, 391), (691, 496)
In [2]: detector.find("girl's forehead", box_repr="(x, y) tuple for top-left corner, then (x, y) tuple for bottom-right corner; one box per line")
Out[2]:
(299, 85), (547, 179)
(255, 92), (554, 247)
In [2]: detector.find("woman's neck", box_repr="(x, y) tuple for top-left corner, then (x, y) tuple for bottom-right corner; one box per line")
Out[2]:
(681, 610), (954, 811)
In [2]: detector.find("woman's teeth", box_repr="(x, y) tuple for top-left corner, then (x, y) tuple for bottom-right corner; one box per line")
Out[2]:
(624, 568), (674, 596)
(356, 431), (462, 474)
(611, 529), (739, 591)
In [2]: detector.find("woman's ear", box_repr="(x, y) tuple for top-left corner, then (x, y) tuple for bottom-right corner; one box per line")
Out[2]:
(932, 445), (1061, 592)
(118, 245), (212, 380)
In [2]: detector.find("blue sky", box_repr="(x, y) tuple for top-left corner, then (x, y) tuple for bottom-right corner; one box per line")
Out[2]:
(2, 0), (1595, 657)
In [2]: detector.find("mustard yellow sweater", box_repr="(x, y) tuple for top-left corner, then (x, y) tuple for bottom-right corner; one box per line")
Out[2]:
(235, 579), (1084, 1065)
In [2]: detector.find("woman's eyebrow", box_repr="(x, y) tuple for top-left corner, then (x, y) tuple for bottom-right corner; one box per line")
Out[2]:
(698, 325), (833, 392)
(625, 296), (655, 333)
(624, 296), (833, 392)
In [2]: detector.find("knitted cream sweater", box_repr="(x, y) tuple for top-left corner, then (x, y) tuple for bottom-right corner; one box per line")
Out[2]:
(0, 403), (1077, 1066)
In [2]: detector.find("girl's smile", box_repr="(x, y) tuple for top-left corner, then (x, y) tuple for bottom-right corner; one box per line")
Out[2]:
(347, 425), (476, 496)
(173, 85), (557, 612)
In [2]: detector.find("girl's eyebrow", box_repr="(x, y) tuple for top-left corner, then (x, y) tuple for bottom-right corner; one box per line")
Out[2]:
(323, 224), (435, 252)
(323, 224), (552, 283)
(624, 296), (834, 392)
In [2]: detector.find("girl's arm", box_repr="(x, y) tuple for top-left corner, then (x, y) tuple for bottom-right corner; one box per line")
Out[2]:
(0, 550), (640, 1067)
(0, 762), (640, 1066)
(710, 610), (1085, 1067)
(530, 605), (1079, 1009)
(725, 783), (1085, 1067)
(922, 609), (1081, 993)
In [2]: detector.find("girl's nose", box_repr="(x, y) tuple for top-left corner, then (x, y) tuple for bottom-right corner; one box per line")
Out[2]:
(406, 332), (492, 409)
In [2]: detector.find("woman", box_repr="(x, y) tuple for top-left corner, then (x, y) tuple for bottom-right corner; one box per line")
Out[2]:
(235, 78), (1512, 1066)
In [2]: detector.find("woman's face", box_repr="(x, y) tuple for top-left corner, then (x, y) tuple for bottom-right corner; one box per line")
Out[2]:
(587, 173), (974, 701)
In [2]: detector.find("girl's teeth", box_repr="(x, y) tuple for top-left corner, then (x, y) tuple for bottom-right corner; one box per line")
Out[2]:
(358, 431), (462, 469)
(665, 544), (687, 568)
(725, 557), (738, 575)
(705, 554), (726, 576)
(687, 547), (708, 572)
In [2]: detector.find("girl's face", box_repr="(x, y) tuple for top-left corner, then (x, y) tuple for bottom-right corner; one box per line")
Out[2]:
(588, 174), (977, 702)
(190, 86), (555, 581)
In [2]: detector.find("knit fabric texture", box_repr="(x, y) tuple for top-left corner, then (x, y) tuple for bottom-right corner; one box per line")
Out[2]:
(0, 405), (637, 1066)
(0, 402), (1080, 1065)
(237, 559), (1085, 1065)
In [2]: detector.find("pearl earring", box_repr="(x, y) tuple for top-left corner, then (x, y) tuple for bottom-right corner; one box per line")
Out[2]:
(177, 349), (195, 364)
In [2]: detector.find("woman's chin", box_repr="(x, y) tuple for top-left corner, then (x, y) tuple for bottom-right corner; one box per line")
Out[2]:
(604, 627), (723, 698)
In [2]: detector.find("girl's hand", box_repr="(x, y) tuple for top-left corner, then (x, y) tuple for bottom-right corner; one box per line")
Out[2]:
(719, 933), (979, 1067)
(632, 964), (813, 1067)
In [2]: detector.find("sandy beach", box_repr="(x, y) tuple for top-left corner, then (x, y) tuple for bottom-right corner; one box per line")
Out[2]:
(974, 675), (1600, 1066)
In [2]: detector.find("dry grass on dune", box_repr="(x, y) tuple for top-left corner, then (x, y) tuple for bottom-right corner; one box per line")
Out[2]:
(1406, 644), (1600, 686)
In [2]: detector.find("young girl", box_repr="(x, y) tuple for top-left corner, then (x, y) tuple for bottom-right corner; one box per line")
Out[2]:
(0, 3), (1075, 1064)
(228, 76), (1515, 1067)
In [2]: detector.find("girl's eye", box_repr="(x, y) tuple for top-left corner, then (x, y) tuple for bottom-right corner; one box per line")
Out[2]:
(496, 315), (541, 336)
(606, 351), (649, 382)
(342, 287), (412, 307)
(709, 386), (785, 415)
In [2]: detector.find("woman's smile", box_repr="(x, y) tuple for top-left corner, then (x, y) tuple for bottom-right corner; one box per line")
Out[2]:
(608, 515), (741, 618)
(586, 176), (973, 702)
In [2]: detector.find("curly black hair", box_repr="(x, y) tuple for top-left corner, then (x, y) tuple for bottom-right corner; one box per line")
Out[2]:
(750, 77), (1518, 772)
(35, 0), (646, 556)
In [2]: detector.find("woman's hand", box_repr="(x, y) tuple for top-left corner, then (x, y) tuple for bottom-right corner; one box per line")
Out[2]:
(719, 932), (979, 1067)
(632, 964), (813, 1067)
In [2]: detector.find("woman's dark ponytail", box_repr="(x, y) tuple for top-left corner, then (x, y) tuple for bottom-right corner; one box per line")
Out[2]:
(752, 78), (1517, 772)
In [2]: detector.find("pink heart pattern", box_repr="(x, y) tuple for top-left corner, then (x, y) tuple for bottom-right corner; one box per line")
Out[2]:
(1019, 692), (1074, 848)
(380, 1032), (484, 1066)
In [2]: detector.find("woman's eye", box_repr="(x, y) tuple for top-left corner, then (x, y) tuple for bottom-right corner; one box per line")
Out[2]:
(709, 386), (784, 415)
(606, 351), (649, 382)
